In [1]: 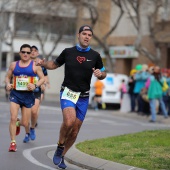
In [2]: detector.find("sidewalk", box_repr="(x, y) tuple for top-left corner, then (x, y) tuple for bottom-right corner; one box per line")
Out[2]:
(116, 111), (170, 125)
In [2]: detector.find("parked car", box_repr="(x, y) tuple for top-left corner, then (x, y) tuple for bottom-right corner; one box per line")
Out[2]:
(89, 73), (129, 108)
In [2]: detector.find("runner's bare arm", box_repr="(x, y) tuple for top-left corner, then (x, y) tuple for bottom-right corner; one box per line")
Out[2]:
(99, 71), (107, 80)
(35, 66), (45, 87)
(92, 68), (107, 80)
(36, 58), (58, 70)
(5, 62), (15, 90)
(41, 75), (50, 91)
(27, 65), (45, 91)
(45, 75), (50, 88)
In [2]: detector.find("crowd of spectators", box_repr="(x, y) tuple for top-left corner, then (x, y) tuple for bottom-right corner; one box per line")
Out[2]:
(128, 64), (170, 122)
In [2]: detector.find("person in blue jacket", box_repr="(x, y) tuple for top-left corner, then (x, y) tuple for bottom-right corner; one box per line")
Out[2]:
(133, 64), (150, 115)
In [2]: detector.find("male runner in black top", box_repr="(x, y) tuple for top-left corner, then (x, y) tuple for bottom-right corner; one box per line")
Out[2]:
(36, 25), (107, 169)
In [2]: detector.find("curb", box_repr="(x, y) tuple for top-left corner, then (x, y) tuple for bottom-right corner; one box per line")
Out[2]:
(48, 144), (145, 170)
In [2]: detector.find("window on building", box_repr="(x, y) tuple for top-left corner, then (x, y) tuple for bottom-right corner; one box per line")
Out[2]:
(2, 53), (7, 70)
(15, 13), (76, 37)
(14, 54), (20, 61)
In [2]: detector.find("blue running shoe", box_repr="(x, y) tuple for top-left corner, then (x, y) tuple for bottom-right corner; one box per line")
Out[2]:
(30, 128), (36, 140)
(53, 146), (64, 165)
(58, 156), (67, 169)
(23, 134), (30, 143)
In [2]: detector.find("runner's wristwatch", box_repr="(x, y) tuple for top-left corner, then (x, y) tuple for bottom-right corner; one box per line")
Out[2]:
(35, 84), (38, 88)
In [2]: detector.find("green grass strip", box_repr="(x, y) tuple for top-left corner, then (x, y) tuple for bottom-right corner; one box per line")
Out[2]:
(76, 129), (170, 170)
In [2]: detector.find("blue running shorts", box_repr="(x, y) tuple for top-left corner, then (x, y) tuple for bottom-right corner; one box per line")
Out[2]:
(60, 91), (89, 122)
(34, 91), (41, 100)
(9, 90), (35, 108)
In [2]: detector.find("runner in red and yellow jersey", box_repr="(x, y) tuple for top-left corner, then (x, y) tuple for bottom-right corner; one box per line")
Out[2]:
(5, 44), (44, 152)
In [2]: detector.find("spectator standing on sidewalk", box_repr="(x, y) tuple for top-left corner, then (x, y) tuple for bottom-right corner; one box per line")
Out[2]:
(119, 79), (127, 106)
(133, 64), (150, 115)
(146, 66), (168, 122)
(93, 79), (105, 110)
(166, 69), (170, 115)
(5, 44), (44, 152)
(36, 25), (107, 169)
(128, 69), (136, 112)
(161, 69), (170, 116)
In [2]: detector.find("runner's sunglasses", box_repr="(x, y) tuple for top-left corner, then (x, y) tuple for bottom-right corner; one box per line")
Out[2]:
(21, 51), (31, 54)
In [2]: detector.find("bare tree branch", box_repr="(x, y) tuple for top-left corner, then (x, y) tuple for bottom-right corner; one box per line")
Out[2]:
(125, 0), (166, 65)
(103, 0), (124, 41)
(123, 0), (139, 30)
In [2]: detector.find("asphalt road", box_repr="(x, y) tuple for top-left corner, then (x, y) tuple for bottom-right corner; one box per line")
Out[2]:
(0, 95), (170, 170)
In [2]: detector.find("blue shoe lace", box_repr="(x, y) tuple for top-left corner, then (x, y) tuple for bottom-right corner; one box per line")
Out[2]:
(30, 128), (36, 140)
(53, 146), (64, 165)
(23, 134), (30, 143)
(58, 156), (67, 169)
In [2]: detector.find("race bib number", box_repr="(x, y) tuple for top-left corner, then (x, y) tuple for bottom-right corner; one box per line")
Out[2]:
(61, 87), (80, 104)
(13, 76), (38, 91)
(15, 77), (29, 90)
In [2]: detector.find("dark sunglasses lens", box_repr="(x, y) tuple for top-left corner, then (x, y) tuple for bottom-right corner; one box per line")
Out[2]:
(21, 51), (31, 54)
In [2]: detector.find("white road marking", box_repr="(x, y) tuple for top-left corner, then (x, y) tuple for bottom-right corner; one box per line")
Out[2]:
(100, 119), (130, 126)
(23, 145), (56, 170)
(128, 167), (136, 170)
(40, 106), (61, 111)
